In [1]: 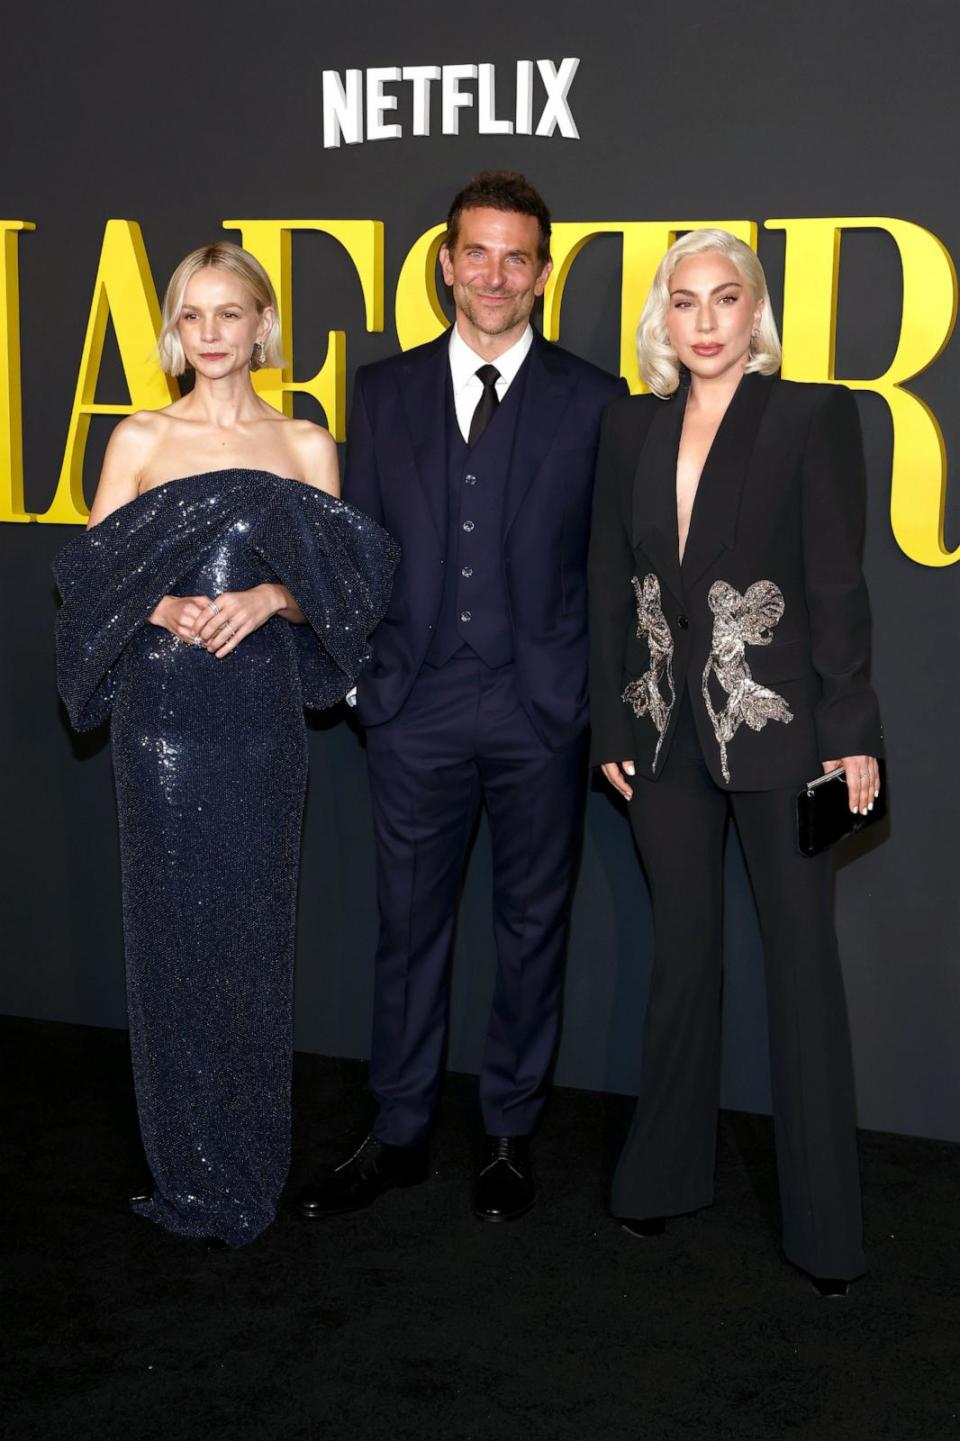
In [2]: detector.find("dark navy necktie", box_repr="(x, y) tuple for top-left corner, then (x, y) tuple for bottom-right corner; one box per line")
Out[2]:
(468, 365), (501, 445)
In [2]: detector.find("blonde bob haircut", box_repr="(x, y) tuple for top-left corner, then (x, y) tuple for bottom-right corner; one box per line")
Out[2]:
(637, 229), (782, 399)
(156, 241), (284, 377)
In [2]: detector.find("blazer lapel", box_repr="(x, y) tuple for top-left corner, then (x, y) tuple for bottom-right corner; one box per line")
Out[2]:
(397, 331), (450, 547)
(680, 372), (775, 591)
(632, 388), (686, 609)
(504, 332), (577, 535)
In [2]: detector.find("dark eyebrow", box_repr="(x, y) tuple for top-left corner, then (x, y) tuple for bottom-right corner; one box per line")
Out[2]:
(669, 281), (744, 297)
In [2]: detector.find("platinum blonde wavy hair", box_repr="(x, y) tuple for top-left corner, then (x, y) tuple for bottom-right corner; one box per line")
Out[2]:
(637, 229), (782, 398)
(156, 241), (284, 377)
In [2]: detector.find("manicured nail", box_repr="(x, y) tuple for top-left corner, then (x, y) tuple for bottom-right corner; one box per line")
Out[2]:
(867, 802), (874, 811)
(874, 789), (880, 798)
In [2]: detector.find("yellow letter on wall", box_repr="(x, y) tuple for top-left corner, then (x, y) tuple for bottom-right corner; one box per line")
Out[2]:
(394, 223), (449, 351)
(0, 221), (36, 523)
(767, 217), (959, 567)
(544, 221), (757, 393)
(224, 221), (384, 441)
(37, 220), (178, 525)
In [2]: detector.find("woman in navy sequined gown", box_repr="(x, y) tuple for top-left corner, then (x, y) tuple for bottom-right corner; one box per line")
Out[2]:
(54, 244), (398, 1246)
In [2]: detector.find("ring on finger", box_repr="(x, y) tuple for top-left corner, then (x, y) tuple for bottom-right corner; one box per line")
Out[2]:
(208, 601), (220, 616)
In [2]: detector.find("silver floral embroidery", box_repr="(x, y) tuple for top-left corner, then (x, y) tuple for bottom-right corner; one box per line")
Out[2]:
(621, 574), (675, 772)
(701, 579), (794, 783)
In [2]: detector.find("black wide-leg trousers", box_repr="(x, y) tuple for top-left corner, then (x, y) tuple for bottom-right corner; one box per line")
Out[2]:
(612, 697), (865, 1280)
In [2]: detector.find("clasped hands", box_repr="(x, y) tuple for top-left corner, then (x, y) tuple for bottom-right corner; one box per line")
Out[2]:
(149, 584), (286, 658)
(603, 755), (881, 815)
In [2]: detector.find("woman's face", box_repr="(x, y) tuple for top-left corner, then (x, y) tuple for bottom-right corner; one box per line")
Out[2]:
(176, 268), (271, 379)
(664, 250), (763, 385)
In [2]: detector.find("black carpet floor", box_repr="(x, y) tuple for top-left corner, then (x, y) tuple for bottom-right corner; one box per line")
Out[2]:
(3, 1016), (958, 1441)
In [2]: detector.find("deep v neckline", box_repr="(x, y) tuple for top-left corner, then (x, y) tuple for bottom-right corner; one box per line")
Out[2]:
(676, 378), (743, 565)
(632, 372), (775, 607)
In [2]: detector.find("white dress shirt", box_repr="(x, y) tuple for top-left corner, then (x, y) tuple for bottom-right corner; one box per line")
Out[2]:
(448, 323), (534, 442)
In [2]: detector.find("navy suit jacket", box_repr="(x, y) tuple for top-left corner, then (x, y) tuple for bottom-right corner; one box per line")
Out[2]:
(344, 330), (626, 750)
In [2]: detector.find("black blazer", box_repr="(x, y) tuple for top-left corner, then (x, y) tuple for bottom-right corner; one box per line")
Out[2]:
(588, 373), (883, 790)
(344, 330), (626, 749)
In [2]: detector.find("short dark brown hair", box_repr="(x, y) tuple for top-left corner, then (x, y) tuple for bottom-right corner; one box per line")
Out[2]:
(444, 171), (552, 264)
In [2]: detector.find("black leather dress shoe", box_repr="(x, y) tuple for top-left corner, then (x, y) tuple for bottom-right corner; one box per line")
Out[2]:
(473, 1136), (536, 1222)
(619, 1216), (666, 1238)
(297, 1134), (429, 1217)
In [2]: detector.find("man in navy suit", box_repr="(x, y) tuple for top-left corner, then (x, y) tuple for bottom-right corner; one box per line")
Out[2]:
(299, 172), (626, 1222)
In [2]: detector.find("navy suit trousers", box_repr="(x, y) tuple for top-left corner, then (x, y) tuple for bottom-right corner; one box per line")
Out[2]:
(364, 654), (588, 1147)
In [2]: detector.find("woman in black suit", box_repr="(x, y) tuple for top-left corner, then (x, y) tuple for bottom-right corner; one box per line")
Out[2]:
(588, 229), (882, 1295)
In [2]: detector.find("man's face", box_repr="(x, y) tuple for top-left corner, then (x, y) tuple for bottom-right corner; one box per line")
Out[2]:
(439, 207), (552, 347)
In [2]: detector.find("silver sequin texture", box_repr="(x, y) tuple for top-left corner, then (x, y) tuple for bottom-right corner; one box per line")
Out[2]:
(701, 578), (794, 784)
(54, 470), (399, 1246)
(621, 573), (675, 772)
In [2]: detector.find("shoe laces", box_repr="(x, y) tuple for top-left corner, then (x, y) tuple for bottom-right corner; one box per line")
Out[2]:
(480, 1136), (525, 1177)
(335, 1134), (382, 1177)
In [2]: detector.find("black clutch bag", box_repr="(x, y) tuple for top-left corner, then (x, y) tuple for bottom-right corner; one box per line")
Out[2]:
(796, 761), (887, 857)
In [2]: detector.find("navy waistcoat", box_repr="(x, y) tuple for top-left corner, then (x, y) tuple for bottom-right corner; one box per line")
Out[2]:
(425, 362), (529, 668)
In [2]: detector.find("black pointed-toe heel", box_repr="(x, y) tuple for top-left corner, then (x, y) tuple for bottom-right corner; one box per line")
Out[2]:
(619, 1216), (666, 1238)
(810, 1275), (849, 1298)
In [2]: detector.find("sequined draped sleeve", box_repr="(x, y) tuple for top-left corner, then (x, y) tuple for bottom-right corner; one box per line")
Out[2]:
(249, 482), (400, 710)
(53, 482), (257, 732)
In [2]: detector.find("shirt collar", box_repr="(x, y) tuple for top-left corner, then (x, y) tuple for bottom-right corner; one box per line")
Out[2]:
(448, 323), (534, 393)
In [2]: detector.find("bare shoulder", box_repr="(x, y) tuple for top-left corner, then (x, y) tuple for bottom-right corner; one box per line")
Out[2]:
(108, 407), (166, 452)
(88, 411), (168, 525)
(286, 419), (340, 496)
(101, 410), (179, 482)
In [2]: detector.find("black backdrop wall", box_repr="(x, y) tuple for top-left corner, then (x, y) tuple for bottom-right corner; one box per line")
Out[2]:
(2, 1), (958, 1141)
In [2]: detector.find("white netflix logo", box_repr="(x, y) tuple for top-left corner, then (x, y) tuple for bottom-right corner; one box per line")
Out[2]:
(322, 58), (581, 148)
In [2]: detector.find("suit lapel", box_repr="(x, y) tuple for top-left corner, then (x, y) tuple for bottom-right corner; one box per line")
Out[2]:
(504, 332), (577, 535)
(680, 371), (775, 591)
(397, 331), (450, 547)
(632, 388), (686, 609)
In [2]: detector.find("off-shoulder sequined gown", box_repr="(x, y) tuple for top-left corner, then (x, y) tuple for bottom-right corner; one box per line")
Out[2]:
(54, 470), (398, 1246)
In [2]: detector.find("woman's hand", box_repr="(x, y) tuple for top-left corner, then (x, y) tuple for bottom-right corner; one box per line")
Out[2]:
(149, 595), (215, 642)
(194, 583), (291, 659)
(601, 761), (636, 801)
(821, 755), (881, 815)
